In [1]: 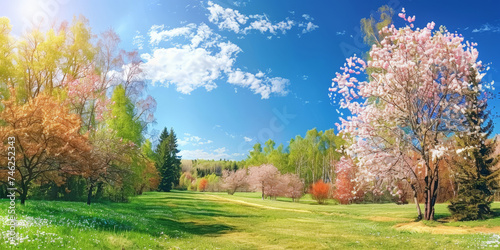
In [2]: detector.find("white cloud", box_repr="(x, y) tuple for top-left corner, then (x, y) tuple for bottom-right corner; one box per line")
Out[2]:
(178, 134), (212, 146)
(133, 31), (145, 50)
(225, 132), (236, 139)
(336, 30), (346, 35)
(149, 24), (196, 45)
(141, 23), (290, 99)
(207, 1), (248, 33)
(213, 147), (227, 154)
(227, 69), (289, 99)
(302, 14), (313, 21)
(179, 148), (231, 160)
(178, 139), (189, 147)
(141, 24), (240, 94)
(300, 22), (319, 34)
(244, 136), (253, 142)
(244, 18), (295, 35)
(232, 1), (248, 7)
(206, 1), (318, 37)
(472, 23), (500, 33)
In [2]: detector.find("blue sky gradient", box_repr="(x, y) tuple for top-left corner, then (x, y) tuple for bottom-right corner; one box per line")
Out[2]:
(1, 0), (499, 160)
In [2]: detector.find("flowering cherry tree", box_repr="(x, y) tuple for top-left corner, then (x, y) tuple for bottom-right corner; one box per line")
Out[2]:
(330, 9), (491, 220)
(221, 169), (249, 195)
(334, 157), (364, 204)
(248, 164), (280, 200)
(278, 173), (304, 202)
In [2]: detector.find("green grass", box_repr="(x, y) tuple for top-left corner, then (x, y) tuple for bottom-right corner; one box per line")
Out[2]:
(1, 191), (500, 249)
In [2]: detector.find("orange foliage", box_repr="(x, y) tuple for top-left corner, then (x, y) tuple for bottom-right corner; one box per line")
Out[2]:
(198, 178), (208, 192)
(310, 180), (330, 204)
(0, 91), (90, 204)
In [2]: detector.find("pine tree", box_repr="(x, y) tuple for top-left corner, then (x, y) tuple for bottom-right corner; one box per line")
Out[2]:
(448, 68), (499, 221)
(155, 127), (181, 192)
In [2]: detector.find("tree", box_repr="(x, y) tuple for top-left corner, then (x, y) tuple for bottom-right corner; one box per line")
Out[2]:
(310, 180), (330, 204)
(221, 169), (249, 195)
(330, 9), (490, 220)
(108, 85), (143, 145)
(0, 91), (90, 205)
(0, 17), (14, 100)
(138, 140), (160, 194)
(197, 178), (208, 192)
(246, 143), (267, 167)
(268, 143), (291, 174)
(155, 127), (182, 192)
(278, 173), (304, 202)
(334, 157), (364, 204)
(448, 69), (499, 220)
(0, 16), (157, 204)
(82, 127), (134, 205)
(289, 135), (309, 185)
(360, 5), (394, 46)
(248, 164), (280, 200)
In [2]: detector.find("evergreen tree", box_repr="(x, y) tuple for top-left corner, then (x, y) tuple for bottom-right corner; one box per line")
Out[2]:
(155, 127), (182, 192)
(448, 68), (499, 221)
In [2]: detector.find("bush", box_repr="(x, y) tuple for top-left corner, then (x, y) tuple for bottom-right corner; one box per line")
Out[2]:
(197, 178), (208, 192)
(310, 180), (330, 204)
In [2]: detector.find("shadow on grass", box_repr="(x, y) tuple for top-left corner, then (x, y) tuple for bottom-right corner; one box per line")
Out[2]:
(13, 191), (243, 238)
(433, 207), (500, 223)
(490, 208), (500, 217)
(157, 217), (234, 237)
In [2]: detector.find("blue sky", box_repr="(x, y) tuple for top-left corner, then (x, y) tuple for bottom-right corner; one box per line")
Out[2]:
(1, 0), (500, 160)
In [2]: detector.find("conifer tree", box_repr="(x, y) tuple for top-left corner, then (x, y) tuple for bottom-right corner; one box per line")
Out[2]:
(155, 127), (181, 191)
(448, 68), (499, 220)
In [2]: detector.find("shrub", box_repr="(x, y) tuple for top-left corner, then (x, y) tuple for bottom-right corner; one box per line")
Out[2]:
(197, 178), (208, 192)
(310, 180), (330, 204)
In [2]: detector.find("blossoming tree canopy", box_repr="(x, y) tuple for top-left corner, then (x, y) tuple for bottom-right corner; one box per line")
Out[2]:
(329, 8), (492, 220)
(0, 91), (91, 205)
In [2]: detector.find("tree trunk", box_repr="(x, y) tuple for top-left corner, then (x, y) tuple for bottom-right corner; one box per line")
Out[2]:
(424, 175), (439, 220)
(20, 184), (28, 205)
(87, 183), (94, 205)
(20, 191), (27, 205)
(261, 183), (265, 200)
(411, 184), (422, 220)
(95, 182), (103, 200)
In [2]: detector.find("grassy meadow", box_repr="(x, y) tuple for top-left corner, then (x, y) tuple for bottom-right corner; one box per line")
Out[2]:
(2, 191), (500, 249)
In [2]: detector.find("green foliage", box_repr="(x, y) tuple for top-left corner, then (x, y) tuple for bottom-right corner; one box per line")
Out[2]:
(192, 159), (240, 177)
(448, 69), (499, 221)
(108, 85), (143, 145)
(246, 143), (267, 166)
(247, 128), (345, 187)
(360, 5), (394, 46)
(155, 127), (182, 192)
(0, 17), (13, 104)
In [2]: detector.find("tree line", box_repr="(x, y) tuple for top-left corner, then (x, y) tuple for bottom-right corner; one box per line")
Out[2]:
(0, 16), (181, 205)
